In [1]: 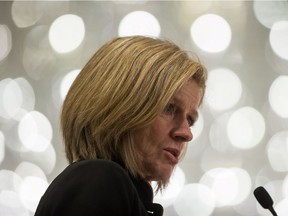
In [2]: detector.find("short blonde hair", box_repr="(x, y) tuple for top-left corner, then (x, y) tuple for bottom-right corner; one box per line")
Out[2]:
(61, 36), (207, 189)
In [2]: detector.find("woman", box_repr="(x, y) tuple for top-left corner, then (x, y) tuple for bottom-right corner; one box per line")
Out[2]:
(35, 36), (207, 216)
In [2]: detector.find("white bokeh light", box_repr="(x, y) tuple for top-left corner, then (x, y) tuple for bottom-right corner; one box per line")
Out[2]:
(15, 162), (47, 182)
(11, 1), (44, 28)
(118, 11), (161, 37)
(227, 107), (266, 149)
(3, 79), (25, 120)
(0, 190), (29, 216)
(269, 76), (288, 118)
(200, 146), (243, 173)
(22, 25), (57, 80)
(49, 14), (85, 53)
(269, 20), (288, 60)
(0, 78), (35, 121)
(20, 144), (57, 175)
(229, 167), (252, 205)
(0, 170), (22, 192)
(18, 111), (53, 152)
(190, 14), (231, 53)
(200, 167), (251, 207)
(153, 166), (186, 207)
(0, 25), (12, 62)
(267, 131), (288, 172)
(60, 69), (81, 100)
(205, 68), (242, 111)
(275, 198), (288, 216)
(209, 113), (234, 152)
(19, 176), (48, 212)
(253, 1), (288, 29)
(173, 183), (215, 216)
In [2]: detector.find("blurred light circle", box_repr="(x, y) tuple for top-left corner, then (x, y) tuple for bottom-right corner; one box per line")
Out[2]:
(118, 11), (161, 37)
(200, 146), (243, 173)
(15, 162), (47, 181)
(0, 78), (22, 120)
(205, 68), (242, 110)
(18, 111), (52, 152)
(20, 144), (57, 175)
(173, 183), (215, 216)
(269, 75), (288, 118)
(275, 198), (288, 216)
(253, 1), (288, 29)
(60, 69), (81, 100)
(190, 14), (231, 53)
(0, 190), (29, 215)
(11, 1), (44, 28)
(23, 25), (56, 80)
(200, 167), (251, 206)
(0, 190), (21, 208)
(269, 21), (288, 60)
(208, 113), (232, 152)
(19, 176), (48, 212)
(200, 168), (236, 207)
(0, 170), (22, 192)
(267, 131), (288, 172)
(49, 14), (85, 53)
(229, 167), (251, 205)
(177, 1), (213, 27)
(153, 166), (185, 207)
(0, 25), (12, 62)
(0, 131), (4, 165)
(0, 78), (35, 121)
(227, 107), (265, 149)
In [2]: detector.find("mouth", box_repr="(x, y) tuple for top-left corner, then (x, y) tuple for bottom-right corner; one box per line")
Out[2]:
(163, 147), (180, 163)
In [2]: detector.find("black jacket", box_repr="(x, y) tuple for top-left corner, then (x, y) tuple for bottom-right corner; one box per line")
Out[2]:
(35, 159), (163, 216)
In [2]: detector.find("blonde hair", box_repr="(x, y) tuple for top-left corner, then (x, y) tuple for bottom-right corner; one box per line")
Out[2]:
(61, 36), (207, 190)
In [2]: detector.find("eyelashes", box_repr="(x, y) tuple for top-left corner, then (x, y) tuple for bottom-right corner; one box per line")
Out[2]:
(162, 103), (195, 127)
(163, 103), (176, 115)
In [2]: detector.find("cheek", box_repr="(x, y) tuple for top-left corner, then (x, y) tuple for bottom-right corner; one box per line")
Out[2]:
(134, 129), (161, 161)
(133, 117), (168, 159)
(133, 128), (152, 155)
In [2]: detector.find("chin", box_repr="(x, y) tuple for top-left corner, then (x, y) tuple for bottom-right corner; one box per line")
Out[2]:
(145, 162), (175, 182)
(156, 168), (174, 182)
(147, 170), (172, 183)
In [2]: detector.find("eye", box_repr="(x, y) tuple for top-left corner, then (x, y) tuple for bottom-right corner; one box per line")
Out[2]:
(163, 103), (175, 115)
(187, 116), (195, 127)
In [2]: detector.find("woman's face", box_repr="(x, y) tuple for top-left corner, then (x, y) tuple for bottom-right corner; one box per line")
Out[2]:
(134, 80), (202, 182)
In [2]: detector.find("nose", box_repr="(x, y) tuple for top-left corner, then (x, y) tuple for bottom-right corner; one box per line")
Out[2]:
(172, 118), (193, 142)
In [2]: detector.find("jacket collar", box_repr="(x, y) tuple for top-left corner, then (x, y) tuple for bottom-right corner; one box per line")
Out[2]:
(112, 157), (164, 216)
(129, 175), (163, 216)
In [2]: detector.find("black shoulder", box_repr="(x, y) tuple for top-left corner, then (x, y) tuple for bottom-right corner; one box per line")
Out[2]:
(67, 159), (129, 179)
(35, 159), (146, 216)
(49, 159), (135, 200)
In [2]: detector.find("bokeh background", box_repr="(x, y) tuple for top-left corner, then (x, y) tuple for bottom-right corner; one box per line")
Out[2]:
(0, 1), (288, 215)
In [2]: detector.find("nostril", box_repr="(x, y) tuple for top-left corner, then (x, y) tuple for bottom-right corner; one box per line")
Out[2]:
(174, 135), (191, 142)
(172, 121), (193, 142)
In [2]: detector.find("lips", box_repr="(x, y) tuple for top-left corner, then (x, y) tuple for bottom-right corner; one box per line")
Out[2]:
(163, 147), (180, 163)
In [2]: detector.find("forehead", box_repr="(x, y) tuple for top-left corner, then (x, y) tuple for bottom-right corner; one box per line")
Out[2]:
(174, 80), (201, 102)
